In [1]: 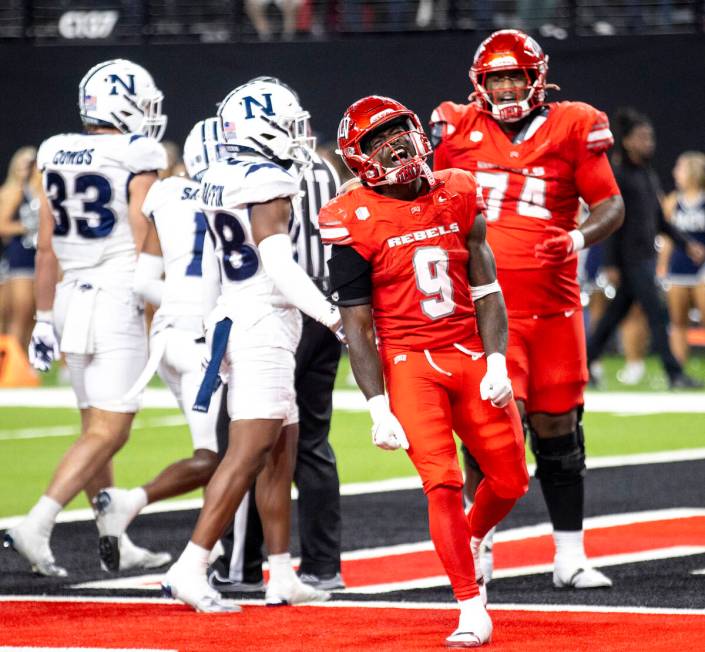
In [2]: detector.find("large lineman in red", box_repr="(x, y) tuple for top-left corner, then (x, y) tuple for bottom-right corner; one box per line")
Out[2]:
(321, 94), (528, 647)
(431, 29), (624, 589)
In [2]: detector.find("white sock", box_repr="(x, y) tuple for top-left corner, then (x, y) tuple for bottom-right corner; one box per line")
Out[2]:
(178, 541), (211, 573)
(128, 487), (148, 518)
(553, 530), (586, 562)
(27, 496), (62, 536)
(458, 595), (485, 623)
(268, 552), (295, 583)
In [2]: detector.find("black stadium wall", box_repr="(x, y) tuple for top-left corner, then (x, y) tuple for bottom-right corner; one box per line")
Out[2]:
(1, 33), (704, 186)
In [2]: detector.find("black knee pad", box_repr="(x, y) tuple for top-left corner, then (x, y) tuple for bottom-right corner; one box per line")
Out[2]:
(528, 422), (585, 487)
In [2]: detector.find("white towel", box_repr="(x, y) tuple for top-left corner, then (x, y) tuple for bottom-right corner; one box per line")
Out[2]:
(59, 282), (98, 354)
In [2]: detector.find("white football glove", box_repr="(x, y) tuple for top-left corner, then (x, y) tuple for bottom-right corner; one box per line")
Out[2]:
(323, 305), (347, 345)
(28, 314), (60, 372)
(480, 353), (513, 408)
(367, 395), (409, 451)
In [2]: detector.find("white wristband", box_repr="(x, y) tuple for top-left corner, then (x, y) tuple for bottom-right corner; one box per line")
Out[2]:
(470, 280), (501, 301)
(486, 352), (507, 375)
(568, 229), (585, 253)
(35, 310), (53, 323)
(367, 394), (388, 423)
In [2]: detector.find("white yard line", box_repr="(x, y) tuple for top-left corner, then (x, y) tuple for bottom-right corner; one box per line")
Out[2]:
(0, 415), (186, 441)
(1, 387), (705, 413)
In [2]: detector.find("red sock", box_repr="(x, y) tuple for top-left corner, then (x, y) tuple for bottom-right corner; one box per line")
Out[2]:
(427, 485), (478, 601)
(468, 478), (517, 540)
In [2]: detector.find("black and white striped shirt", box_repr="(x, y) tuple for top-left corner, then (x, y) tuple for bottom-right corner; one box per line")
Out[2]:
(293, 153), (340, 293)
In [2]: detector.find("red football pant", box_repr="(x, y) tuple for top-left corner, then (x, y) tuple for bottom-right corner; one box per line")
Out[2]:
(507, 309), (588, 414)
(383, 346), (529, 601)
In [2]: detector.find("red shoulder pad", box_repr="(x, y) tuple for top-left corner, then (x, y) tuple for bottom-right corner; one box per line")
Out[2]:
(560, 101), (614, 155)
(318, 200), (353, 246)
(429, 101), (469, 139)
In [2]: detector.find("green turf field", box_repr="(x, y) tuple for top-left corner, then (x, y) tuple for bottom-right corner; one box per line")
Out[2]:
(1, 405), (703, 518)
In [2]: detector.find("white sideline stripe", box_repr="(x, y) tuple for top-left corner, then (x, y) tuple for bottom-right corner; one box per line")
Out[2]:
(0, 649), (177, 652)
(0, 595), (704, 617)
(1, 387), (705, 413)
(0, 595), (174, 604)
(341, 546), (705, 594)
(66, 510), (705, 592)
(71, 574), (165, 590)
(691, 568), (705, 575)
(0, 416), (187, 441)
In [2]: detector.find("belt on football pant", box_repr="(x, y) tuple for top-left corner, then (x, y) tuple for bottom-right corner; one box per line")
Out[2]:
(193, 317), (232, 413)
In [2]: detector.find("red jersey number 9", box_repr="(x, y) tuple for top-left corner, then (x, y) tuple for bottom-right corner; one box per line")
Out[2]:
(413, 246), (455, 320)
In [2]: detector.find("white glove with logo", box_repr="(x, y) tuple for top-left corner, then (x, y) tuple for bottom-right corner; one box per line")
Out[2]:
(324, 305), (347, 345)
(480, 352), (513, 408)
(367, 395), (410, 451)
(28, 313), (60, 372)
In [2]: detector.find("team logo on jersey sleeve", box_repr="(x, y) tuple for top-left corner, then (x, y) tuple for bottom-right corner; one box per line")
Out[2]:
(355, 206), (370, 221)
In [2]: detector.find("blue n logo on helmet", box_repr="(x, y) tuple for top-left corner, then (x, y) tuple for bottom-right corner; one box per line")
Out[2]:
(108, 74), (136, 96)
(243, 94), (274, 120)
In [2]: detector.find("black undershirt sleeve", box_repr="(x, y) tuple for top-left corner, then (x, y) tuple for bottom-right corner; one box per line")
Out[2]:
(327, 244), (373, 306)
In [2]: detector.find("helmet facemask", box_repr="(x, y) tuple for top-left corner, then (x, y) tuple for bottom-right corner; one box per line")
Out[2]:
(258, 109), (316, 169)
(353, 117), (433, 186)
(472, 68), (544, 123)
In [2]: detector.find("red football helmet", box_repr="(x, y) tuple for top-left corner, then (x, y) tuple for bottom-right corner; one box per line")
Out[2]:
(337, 95), (433, 186)
(470, 29), (551, 123)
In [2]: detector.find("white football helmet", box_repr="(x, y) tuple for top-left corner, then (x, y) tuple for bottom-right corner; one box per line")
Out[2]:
(217, 76), (315, 166)
(183, 117), (223, 181)
(78, 59), (167, 141)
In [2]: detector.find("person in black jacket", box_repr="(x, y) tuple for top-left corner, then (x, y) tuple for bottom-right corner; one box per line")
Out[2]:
(587, 108), (705, 389)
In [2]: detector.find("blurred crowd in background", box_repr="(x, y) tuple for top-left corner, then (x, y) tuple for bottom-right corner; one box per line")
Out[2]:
(0, 1), (703, 43)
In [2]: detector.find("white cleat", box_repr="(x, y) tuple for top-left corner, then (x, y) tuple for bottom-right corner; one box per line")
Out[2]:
(553, 561), (613, 589)
(93, 488), (138, 572)
(104, 534), (172, 572)
(265, 575), (331, 606)
(446, 596), (492, 648)
(162, 563), (241, 613)
(3, 522), (67, 578)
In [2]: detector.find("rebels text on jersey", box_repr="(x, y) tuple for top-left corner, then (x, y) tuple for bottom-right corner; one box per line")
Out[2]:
(319, 169), (484, 354)
(198, 157), (300, 322)
(37, 132), (166, 281)
(430, 101), (620, 316)
(142, 176), (206, 318)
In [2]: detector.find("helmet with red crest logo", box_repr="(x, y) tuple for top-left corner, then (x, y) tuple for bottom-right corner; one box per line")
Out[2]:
(337, 95), (434, 186)
(470, 29), (552, 123)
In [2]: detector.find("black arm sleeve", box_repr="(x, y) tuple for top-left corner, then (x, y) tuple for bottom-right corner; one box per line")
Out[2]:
(327, 244), (373, 306)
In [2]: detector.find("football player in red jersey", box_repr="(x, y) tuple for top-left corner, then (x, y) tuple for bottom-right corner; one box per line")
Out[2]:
(430, 29), (625, 589)
(320, 95), (529, 647)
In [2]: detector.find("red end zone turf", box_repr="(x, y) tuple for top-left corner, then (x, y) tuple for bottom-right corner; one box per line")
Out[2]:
(1, 601), (704, 651)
